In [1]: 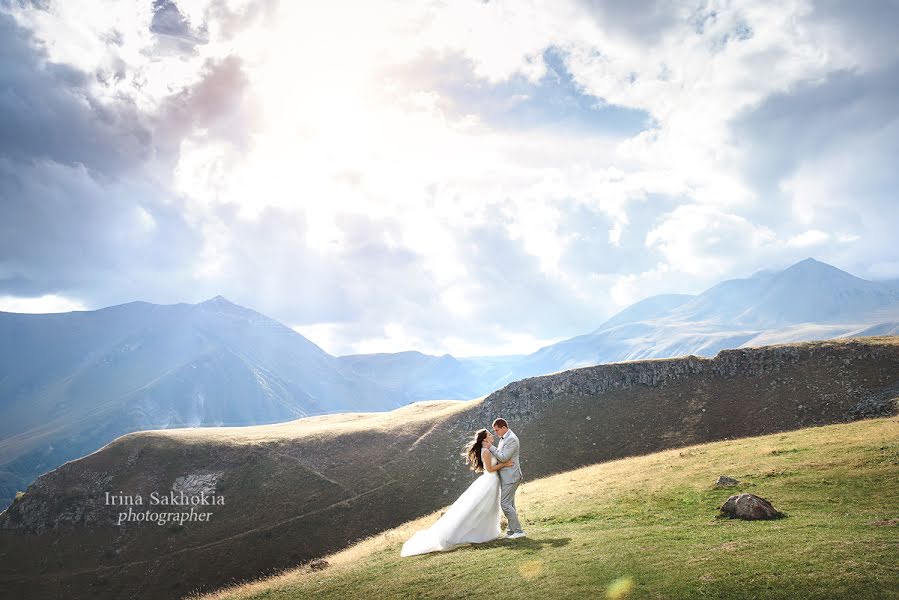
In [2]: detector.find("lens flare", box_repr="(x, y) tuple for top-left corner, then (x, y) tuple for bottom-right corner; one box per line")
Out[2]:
(606, 576), (635, 599)
(518, 559), (542, 581)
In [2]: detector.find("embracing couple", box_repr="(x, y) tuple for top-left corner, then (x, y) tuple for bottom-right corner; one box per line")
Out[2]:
(401, 418), (525, 557)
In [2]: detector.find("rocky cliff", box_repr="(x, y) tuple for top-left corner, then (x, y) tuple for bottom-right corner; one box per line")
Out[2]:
(469, 340), (897, 427)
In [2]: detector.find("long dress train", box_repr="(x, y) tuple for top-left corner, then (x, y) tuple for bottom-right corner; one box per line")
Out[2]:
(401, 463), (502, 556)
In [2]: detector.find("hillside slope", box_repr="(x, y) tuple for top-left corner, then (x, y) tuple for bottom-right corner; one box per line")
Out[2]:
(0, 337), (897, 599)
(196, 416), (899, 600)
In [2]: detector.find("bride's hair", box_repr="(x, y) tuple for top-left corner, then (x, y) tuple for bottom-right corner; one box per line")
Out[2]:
(462, 429), (489, 473)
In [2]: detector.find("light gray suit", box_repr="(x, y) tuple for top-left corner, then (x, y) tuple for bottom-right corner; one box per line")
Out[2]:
(489, 429), (524, 534)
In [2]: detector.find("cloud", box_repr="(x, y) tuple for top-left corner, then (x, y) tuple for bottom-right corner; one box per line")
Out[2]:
(731, 56), (899, 279)
(0, 157), (203, 304)
(150, 0), (209, 53)
(734, 63), (899, 198)
(0, 9), (254, 307)
(787, 230), (830, 248)
(2, 0), (898, 355)
(0, 13), (151, 175)
(383, 46), (654, 136)
(0, 293), (87, 313)
(645, 203), (778, 278)
(806, 0), (899, 69)
(158, 53), (260, 154)
(575, 0), (687, 43)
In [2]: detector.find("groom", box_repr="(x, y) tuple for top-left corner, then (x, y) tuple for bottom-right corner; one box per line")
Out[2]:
(489, 418), (526, 539)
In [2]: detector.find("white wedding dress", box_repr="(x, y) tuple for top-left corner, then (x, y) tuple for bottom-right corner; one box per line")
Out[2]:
(401, 450), (502, 557)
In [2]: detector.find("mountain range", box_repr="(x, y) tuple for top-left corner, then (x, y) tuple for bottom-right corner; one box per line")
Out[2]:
(0, 296), (398, 507)
(509, 258), (899, 379)
(1, 257), (898, 507)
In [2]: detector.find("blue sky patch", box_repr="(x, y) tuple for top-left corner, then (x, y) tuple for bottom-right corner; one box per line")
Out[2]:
(438, 46), (654, 137)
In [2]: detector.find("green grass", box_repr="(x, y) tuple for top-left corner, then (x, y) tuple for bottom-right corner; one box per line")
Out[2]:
(197, 417), (899, 600)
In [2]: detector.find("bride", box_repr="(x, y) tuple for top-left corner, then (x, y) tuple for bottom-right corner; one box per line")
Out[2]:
(400, 428), (515, 557)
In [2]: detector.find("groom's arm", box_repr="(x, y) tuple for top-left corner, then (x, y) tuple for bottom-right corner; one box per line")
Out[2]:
(489, 436), (518, 463)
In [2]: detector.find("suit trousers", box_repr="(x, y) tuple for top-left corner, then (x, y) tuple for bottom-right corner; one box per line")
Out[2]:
(500, 480), (523, 534)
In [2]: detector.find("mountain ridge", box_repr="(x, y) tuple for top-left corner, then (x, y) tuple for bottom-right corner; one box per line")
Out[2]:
(505, 258), (899, 380)
(3, 258), (899, 509)
(0, 296), (397, 508)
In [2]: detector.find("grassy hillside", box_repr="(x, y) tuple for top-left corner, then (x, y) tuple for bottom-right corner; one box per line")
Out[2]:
(1, 337), (897, 599)
(196, 417), (899, 600)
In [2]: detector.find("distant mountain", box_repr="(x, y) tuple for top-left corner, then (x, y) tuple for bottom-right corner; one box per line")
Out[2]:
(0, 296), (399, 507)
(337, 351), (520, 401)
(338, 351), (482, 400)
(504, 258), (899, 380)
(881, 278), (899, 294)
(330, 259), (899, 408)
(668, 258), (899, 327)
(592, 293), (695, 331)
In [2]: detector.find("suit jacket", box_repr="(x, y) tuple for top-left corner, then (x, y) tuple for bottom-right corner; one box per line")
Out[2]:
(489, 429), (522, 484)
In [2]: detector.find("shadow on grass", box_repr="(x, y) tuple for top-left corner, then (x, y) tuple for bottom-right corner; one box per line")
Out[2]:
(454, 536), (571, 553)
(500, 536), (571, 551)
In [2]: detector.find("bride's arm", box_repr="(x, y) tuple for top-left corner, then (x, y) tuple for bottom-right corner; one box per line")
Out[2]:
(481, 448), (513, 473)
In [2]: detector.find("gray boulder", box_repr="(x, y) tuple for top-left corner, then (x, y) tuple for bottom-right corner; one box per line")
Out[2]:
(715, 476), (740, 487)
(719, 493), (783, 520)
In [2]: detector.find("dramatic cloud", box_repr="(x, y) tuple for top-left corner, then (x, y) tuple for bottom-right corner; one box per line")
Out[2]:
(150, 0), (210, 53)
(0, 13), (150, 174)
(1, 0), (897, 355)
(0, 157), (202, 303)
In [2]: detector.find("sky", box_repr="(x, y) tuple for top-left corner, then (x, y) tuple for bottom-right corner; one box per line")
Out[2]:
(1, 0), (898, 357)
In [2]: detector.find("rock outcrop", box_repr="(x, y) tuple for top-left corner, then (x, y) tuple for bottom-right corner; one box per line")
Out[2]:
(464, 340), (899, 429)
(719, 493), (783, 520)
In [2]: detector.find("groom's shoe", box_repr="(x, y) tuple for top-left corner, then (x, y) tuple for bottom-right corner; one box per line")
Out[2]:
(508, 531), (527, 539)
